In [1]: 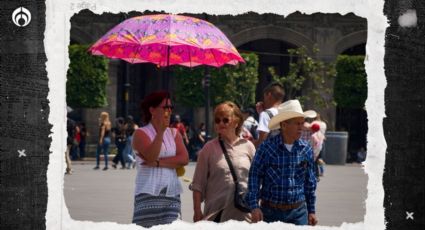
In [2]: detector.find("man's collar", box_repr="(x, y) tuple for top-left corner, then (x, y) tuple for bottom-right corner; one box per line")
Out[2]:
(277, 134), (305, 148)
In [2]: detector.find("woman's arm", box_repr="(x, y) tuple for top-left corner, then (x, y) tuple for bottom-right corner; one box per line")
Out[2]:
(190, 144), (210, 221)
(132, 128), (165, 162)
(198, 132), (205, 143)
(193, 190), (204, 222)
(98, 124), (105, 144)
(150, 130), (189, 168)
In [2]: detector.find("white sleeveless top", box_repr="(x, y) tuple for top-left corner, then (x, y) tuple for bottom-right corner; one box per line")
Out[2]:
(133, 123), (183, 196)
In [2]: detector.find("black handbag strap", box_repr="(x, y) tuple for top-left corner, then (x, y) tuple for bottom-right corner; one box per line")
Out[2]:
(218, 138), (240, 185)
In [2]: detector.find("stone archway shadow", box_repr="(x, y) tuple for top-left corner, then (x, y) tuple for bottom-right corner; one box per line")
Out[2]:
(335, 30), (367, 55)
(231, 25), (315, 50)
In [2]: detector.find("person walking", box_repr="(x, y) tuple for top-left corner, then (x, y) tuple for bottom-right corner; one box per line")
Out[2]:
(65, 118), (76, 174)
(247, 100), (318, 226)
(171, 114), (190, 148)
(70, 124), (81, 160)
(190, 123), (206, 161)
(93, 112), (112, 170)
(123, 115), (138, 169)
(190, 101), (255, 223)
(131, 91), (189, 228)
(111, 117), (126, 169)
(77, 122), (88, 160)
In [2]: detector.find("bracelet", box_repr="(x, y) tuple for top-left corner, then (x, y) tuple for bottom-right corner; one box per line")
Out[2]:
(156, 160), (159, 167)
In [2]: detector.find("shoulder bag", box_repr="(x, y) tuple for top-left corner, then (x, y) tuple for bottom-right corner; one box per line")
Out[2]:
(218, 138), (250, 213)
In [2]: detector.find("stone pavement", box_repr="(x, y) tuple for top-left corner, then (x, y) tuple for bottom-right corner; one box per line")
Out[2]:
(64, 161), (367, 227)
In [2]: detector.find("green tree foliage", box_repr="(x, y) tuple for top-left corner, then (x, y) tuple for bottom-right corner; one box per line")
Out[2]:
(334, 55), (367, 109)
(174, 53), (259, 109)
(66, 44), (109, 108)
(269, 46), (336, 109)
(173, 67), (205, 107)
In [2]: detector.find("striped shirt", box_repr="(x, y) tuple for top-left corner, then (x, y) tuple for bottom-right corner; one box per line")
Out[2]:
(133, 123), (183, 197)
(246, 134), (317, 213)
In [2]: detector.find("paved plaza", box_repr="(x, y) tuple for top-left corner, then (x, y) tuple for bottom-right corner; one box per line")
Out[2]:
(64, 161), (367, 227)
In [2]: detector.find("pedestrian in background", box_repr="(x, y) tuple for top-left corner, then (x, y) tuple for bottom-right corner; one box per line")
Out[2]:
(65, 118), (76, 174)
(131, 91), (189, 228)
(190, 123), (206, 161)
(70, 124), (81, 160)
(310, 113), (327, 176)
(123, 115), (138, 169)
(112, 117), (126, 169)
(94, 111), (112, 170)
(252, 82), (285, 147)
(309, 122), (325, 179)
(78, 122), (88, 160)
(171, 114), (190, 147)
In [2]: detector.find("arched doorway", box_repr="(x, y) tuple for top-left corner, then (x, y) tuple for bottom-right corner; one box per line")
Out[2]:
(336, 42), (368, 162)
(238, 39), (298, 102)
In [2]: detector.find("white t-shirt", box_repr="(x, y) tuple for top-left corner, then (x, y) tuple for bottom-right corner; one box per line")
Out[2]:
(257, 107), (279, 135)
(285, 144), (294, 152)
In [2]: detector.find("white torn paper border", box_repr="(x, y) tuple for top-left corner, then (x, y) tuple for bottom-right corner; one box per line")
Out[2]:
(45, 0), (387, 229)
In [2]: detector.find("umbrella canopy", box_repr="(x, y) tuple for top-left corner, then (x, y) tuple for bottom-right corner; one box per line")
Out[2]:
(89, 14), (244, 67)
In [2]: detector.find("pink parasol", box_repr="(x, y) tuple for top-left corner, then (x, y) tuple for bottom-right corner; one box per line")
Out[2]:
(89, 14), (244, 67)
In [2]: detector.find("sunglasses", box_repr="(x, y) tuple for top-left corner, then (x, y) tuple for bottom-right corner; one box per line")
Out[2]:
(214, 117), (230, 124)
(162, 105), (174, 110)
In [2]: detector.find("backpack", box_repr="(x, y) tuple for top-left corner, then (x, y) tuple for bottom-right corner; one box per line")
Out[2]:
(265, 109), (280, 138)
(249, 122), (258, 139)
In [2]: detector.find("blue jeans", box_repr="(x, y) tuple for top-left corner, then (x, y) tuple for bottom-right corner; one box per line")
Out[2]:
(123, 136), (135, 168)
(96, 137), (111, 167)
(261, 202), (308, 225)
(70, 143), (79, 160)
(79, 140), (86, 159)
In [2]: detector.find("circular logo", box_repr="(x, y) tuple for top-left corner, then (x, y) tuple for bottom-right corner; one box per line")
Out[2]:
(12, 7), (31, 27)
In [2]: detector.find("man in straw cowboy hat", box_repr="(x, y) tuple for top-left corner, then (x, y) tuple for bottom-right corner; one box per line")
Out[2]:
(246, 100), (318, 226)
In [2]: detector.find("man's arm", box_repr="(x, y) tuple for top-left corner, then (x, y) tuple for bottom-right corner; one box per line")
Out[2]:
(247, 146), (267, 222)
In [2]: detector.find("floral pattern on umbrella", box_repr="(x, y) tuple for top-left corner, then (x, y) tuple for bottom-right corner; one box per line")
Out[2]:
(89, 14), (244, 67)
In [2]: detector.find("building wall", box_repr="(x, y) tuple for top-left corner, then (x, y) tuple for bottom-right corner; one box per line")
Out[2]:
(70, 11), (367, 143)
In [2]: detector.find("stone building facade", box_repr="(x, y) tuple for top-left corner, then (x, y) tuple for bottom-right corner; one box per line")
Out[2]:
(70, 11), (367, 149)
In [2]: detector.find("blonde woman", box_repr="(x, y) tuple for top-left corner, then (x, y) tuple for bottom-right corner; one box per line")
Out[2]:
(191, 101), (255, 223)
(94, 111), (112, 170)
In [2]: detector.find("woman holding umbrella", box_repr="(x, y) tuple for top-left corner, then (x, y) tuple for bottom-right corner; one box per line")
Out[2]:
(131, 91), (189, 227)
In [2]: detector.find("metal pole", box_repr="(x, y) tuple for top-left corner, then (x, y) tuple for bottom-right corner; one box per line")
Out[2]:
(163, 46), (171, 90)
(204, 67), (211, 141)
(124, 63), (130, 117)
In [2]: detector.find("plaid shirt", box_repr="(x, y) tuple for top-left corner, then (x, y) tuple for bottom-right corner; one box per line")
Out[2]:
(247, 134), (317, 213)
(300, 129), (313, 142)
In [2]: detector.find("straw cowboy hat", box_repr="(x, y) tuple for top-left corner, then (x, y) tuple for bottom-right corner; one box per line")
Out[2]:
(268, 100), (317, 130)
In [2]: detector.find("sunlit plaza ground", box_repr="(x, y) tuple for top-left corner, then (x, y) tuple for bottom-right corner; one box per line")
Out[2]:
(64, 161), (367, 227)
